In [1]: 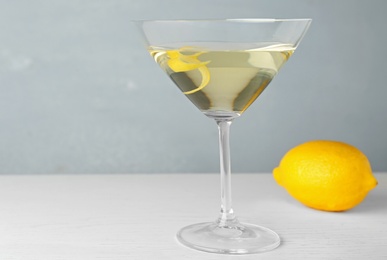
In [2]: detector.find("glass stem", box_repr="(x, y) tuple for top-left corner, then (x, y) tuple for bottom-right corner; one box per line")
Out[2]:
(216, 119), (238, 226)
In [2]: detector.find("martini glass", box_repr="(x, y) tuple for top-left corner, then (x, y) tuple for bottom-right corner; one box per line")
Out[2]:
(136, 19), (311, 254)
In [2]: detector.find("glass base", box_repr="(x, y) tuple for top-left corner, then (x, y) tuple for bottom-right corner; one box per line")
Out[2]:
(176, 221), (280, 254)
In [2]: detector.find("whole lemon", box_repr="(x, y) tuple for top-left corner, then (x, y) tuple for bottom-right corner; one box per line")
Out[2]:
(273, 140), (378, 211)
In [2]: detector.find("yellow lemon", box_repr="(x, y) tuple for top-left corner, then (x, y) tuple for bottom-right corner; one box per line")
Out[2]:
(273, 140), (378, 212)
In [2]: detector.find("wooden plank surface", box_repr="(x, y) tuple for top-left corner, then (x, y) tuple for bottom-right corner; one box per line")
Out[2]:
(0, 173), (385, 260)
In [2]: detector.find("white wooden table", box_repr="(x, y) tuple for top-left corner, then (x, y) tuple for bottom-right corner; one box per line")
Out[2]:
(0, 173), (385, 260)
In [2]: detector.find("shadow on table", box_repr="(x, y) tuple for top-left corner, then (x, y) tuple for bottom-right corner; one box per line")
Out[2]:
(349, 189), (386, 214)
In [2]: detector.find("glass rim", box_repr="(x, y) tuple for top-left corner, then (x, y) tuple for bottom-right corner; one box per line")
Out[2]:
(133, 18), (312, 23)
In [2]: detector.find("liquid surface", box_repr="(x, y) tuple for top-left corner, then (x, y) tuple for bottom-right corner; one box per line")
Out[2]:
(149, 43), (294, 118)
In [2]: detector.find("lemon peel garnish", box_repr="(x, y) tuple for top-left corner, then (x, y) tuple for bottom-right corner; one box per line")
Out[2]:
(166, 48), (210, 95)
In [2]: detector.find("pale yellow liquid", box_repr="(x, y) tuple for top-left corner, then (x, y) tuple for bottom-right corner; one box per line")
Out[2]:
(150, 43), (294, 118)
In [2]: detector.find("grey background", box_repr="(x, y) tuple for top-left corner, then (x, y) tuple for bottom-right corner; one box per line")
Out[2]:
(1, 0), (386, 174)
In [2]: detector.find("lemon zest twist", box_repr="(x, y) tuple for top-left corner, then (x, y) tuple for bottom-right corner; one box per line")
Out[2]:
(166, 48), (210, 95)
